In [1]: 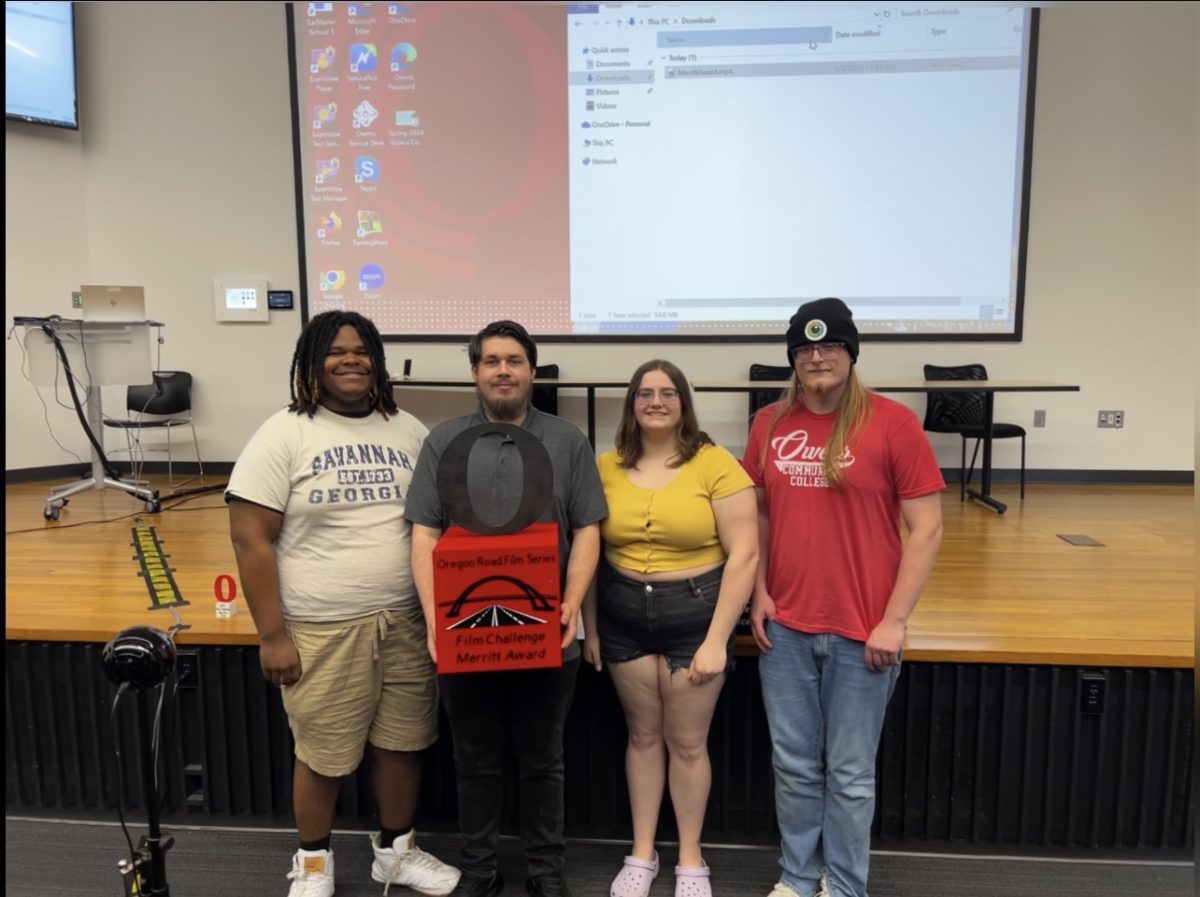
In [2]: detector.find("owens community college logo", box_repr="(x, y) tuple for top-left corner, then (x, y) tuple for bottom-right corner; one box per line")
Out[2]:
(771, 429), (855, 479)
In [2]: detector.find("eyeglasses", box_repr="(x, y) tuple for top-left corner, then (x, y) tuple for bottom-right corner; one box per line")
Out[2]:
(793, 341), (847, 361)
(634, 388), (680, 403)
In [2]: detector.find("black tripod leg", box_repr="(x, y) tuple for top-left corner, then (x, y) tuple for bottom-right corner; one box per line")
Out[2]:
(136, 688), (171, 896)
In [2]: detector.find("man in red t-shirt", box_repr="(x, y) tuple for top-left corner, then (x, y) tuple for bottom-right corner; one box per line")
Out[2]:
(742, 298), (944, 897)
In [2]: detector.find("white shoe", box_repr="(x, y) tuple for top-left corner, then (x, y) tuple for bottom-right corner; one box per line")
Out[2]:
(370, 831), (461, 896)
(288, 848), (335, 897)
(768, 885), (801, 897)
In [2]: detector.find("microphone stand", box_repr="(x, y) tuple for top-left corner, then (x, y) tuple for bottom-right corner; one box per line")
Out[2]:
(119, 687), (173, 896)
(112, 614), (188, 896)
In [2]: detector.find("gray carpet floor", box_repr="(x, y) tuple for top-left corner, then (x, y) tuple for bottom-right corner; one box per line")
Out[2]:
(4, 818), (1193, 897)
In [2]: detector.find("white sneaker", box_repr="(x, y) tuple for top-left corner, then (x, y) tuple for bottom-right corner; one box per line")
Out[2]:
(287, 848), (335, 897)
(370, 831), (461, 896)
(768, 885), (801, 897)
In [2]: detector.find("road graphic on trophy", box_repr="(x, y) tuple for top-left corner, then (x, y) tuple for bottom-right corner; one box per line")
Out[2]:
(444, 575), (553, 629)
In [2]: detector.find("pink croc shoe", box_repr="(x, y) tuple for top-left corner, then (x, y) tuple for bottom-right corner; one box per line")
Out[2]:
(610, 851), (659, 897)
(674, 861), (711, 897)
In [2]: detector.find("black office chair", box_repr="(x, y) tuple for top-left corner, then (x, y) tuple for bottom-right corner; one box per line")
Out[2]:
(532, 364), (559, 416)
(923, 363), (1025, 502)
(104, 371), (203, 484)
(748, 363), (793, 426)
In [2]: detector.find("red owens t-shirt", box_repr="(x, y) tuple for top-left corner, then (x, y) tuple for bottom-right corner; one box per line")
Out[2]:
(741, 393), (945, 643)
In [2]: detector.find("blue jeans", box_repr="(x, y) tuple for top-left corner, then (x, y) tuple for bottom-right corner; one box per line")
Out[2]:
(759, 623), (900, 897)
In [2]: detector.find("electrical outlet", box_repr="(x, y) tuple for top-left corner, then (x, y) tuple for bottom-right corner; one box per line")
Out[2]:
(1097, 410), (1125, 429)
(1080, 673), (1107, 715)
(1033, 410), (1046, 428)
(176, 651), (200, 688)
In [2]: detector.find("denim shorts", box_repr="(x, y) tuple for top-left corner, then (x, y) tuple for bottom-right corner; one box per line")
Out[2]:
(597, 564), (734, 673)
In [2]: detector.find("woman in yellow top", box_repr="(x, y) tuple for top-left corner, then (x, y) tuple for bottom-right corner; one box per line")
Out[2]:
(583, 360), (758, 897)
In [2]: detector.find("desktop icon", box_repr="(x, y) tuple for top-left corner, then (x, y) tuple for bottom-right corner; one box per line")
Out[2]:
(350, 43), (378, 73)
(352, 100), (380, 129)
(388, 3), (411, 14)
(313, 102), (337, 129)
(390, 43), (418, 72)
(359, 264), (385, 291)
(315, 157), (341, 182)
(307, 2), (332, 16)
(310, 46), (335, 72)
(355, 155), (380, 182)
(317, 211), (343, 238)
(320, 270), (346, 291)
(357, 211), (383, 236)
(395, 110), (420, 127)
(586, 100), (595, 111)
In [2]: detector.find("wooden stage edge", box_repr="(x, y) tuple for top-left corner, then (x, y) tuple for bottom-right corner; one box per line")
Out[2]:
(5, 478), (1194, 669)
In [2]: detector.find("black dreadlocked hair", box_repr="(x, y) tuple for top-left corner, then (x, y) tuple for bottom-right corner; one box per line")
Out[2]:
(287, 311), (399, 418)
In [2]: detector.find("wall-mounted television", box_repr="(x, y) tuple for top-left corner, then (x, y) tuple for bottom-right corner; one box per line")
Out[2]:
(6, 1), (79, 130)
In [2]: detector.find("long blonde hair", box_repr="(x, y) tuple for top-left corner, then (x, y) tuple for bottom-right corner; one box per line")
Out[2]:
(756, 368), (874, 490)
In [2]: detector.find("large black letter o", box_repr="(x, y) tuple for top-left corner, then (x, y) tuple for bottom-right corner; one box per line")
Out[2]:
(436, 423), (553, 535)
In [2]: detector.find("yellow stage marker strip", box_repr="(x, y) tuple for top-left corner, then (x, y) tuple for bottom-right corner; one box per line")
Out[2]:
(130, 526), (190, 611)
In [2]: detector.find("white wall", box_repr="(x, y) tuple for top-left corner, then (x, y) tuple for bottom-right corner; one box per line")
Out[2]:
(5, 4), (1196, 474)
(5, 3), (299, 473)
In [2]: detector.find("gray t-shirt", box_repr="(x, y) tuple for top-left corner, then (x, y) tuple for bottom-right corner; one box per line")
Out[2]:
(405, 407), (608, 661)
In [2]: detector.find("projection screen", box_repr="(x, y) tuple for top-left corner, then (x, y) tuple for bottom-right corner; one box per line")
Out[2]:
(288, 2), (1038, 341)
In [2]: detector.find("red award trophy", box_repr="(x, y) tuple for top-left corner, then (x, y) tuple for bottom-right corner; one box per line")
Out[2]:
(431, 423), (562, 673)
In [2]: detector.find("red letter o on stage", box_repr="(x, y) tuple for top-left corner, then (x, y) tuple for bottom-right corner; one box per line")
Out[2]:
(214, 575), (237, 603)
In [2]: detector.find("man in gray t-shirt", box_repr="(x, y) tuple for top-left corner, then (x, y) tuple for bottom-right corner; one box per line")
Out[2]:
(406, 320), (606, 897)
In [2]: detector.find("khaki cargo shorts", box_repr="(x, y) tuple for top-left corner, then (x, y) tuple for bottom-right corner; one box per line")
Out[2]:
(282, 602), (437, 777)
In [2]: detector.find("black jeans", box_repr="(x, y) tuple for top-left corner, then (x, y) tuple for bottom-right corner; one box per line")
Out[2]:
(439, 658), (580, 880)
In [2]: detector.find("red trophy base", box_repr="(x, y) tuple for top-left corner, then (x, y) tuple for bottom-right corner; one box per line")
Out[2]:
(432, 523), (561, 674)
